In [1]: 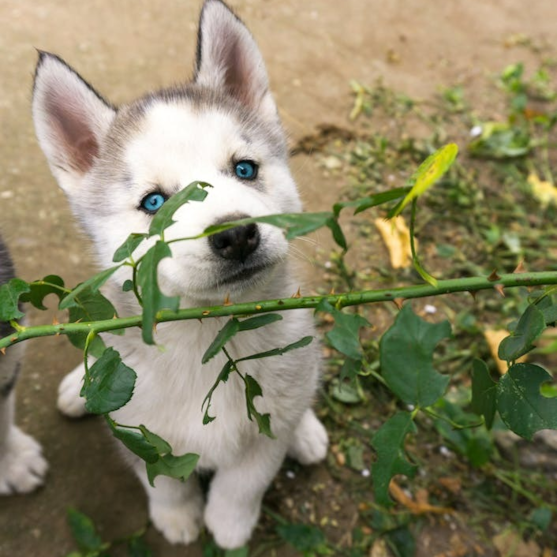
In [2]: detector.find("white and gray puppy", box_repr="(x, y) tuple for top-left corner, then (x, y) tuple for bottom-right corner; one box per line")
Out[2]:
(0, 236), (48, 494)
(33, 0), (327, 549)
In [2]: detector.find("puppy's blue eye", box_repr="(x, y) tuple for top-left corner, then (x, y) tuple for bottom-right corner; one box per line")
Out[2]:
(140, 192), (166, 213)
(235, 160), (258, 180)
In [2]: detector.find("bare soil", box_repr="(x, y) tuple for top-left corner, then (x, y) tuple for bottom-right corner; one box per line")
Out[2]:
(1, 1), (556, 556)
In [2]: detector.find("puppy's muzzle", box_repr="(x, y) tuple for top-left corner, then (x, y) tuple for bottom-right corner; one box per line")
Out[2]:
(209, 214), (260, 263)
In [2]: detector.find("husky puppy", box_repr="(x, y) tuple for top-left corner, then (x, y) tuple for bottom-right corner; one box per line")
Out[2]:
(32, 0), (327, 548)
(0, 236), (48, 494)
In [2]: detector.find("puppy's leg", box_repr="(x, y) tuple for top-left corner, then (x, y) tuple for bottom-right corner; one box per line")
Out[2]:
(57, 361), (88, 418)
(133, 462), (204, 545)
(0, 351), (48, 494)
(205, 437), (287, 549)
(287, 408), (328, 465)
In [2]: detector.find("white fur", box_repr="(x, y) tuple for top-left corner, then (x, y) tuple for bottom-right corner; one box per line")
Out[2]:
(34, 0), (328, 549)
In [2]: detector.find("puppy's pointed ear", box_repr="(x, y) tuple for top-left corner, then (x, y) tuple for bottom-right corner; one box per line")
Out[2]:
(195, 0), (277, 121)
(33, 52), (116, 192)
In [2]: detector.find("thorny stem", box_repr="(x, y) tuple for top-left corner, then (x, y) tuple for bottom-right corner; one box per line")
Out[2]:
(2, 270), (557, 351)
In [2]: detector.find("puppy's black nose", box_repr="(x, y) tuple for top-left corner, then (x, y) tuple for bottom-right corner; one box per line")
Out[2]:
(209, 217), (260, 262)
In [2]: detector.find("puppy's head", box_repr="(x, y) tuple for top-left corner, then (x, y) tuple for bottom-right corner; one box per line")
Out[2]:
(33, 0), (301, 304)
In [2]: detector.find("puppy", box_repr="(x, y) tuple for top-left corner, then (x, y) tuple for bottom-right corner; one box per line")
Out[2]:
(33, 0), (327, 548)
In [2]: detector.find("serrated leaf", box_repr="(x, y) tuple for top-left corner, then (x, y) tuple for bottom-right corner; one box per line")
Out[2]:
(139, 425), (171, 456)
(60, 266), (121, 310)
(149, 181), (211, 237)
(317, 300), (370, 360)
(371, 412), (417, 507)
(108, 423), (159, 464)
(496, 362), (557, 440)
(333, 187), (410, 217)
(202, 318), (240, 364)
(81, 348), (136, 414)
(0, 278), (29, 321)
(380, 304), (451, 406)
(326, 216), (347, 250)
(389, 143), (458, 218)
(237, 313), (282, 331)
(244, 374), (274, 438)
(113, 233), (148, 263)
(202, 360), (234, 424)
(204, 212), (333, 242)
(236, 335), (313, 362)
(67, 508), (103, 553)
(146, 452), (199, 487)
(19, 275), (66, 310)
(471, 359), (497, 429)
(276, 523), (326, 552)
(136, 240), (179, 345)
(498, 304), (545, 362)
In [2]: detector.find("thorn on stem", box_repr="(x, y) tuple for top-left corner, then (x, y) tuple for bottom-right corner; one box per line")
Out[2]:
(292, 287), (302, 299)
(488, 270), (501, 282)
(494, 284), (505, 297)
(513, 260), (526, 274)
(468, 291), (478, 301)
(393, 298), (404, 310)
(223, 293), (232, 306)
(0, 348), (5, 355)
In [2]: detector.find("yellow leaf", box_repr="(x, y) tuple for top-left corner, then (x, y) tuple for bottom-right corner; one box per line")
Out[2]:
(528, 172), (557, 209)
(375, 217), (413, 269)
(484, 329), (528, 375)
(390, 143), (458, 218)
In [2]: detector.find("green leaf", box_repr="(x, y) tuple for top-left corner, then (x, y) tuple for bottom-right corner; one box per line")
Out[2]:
(380, 304), (451, 406)
(146, 452), (199, 487)
(67, 508), (103, 553)
(471, 359), (497, 429)
(108, 423), (159, 464)
(202, 360), (234, 424)
(127, 536), (152, 557)
(386, 526), (416, 557)
(389, 143), (458, 218)
(60, 266), (122, 310)
(333, 187), (410, 217)
(237, 313), (282, 331)
(276, 523), (326, 552)
(139, 425), (171, 456)
(204, 212), (333, 242)
(66, 287), (116, 357)
(81, 348), (136, 414)
(317, 300), (370, 360)
(236, 335), (313, 362)
(498, 304), (545, 362)
(339, 357), (362, 382)
(19, 275), (66, 309)
(468, 122), (531, 159)
(202, 318), (240, 364)
(136, 240), (179, 345)
(496, 363), (557, 440)
(244, 374), (274, 438)
(326, 216), (347, 250)
(370, 412), (417, 507)
(0, 278), (29, 321)
(330, 381), (363, 404)
(224, 548), (249, 557)
(113, 233), (148, 263)
(149, 181), (212, 237)
(529, 507), (552, 532)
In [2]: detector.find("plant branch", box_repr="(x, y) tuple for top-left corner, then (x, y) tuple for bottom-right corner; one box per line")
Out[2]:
(1, 270), (556, 351)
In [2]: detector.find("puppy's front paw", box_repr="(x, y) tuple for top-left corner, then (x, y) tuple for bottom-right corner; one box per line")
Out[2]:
(205, 496), (258, 550)
(288, 409), (329, 465)
(150, 498), (203, 545)
(57, 366), (87, 418)
(0, 426), (48, 495)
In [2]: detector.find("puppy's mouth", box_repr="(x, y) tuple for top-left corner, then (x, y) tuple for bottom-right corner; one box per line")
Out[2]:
(217, 261), (274, 286)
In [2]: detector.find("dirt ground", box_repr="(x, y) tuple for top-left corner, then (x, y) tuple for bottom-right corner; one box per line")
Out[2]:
(1, 1), (556, 556)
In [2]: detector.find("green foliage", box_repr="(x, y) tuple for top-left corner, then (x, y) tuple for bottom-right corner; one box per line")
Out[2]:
(498, 304), (545, 361)
(380, 304), (452, 407)
(0, 278), (29, 321)
(471, 359), (497, 428)
(81, 348), (136, 414)
(496, 363), (557, 440)
(370, 412), (417, 507)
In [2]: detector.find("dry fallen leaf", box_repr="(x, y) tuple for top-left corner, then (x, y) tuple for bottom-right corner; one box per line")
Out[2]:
(492, 529), (541, 557)
(374, 217), (413, 269)
(528, 172), (557, 209)
(438, 476), (462, 494)
(389, 479), (452, 515)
